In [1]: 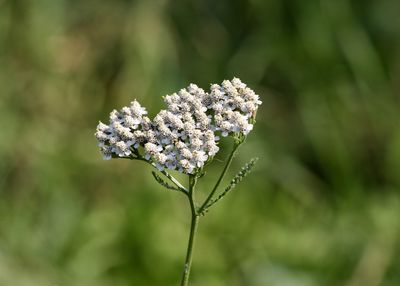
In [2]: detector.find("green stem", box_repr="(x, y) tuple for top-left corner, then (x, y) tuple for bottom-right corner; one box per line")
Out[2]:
(180, 175), (199, 286)
(119, 155), (188, 192)
(199, 142), (241, 214)
(180, 213), (199, 286)
(158, 168), (187, 193)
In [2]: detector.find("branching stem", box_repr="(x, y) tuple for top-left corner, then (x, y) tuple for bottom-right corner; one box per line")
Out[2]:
(198, 142), (241, 214)
(180, 175), (199, 286)
(117, 141), (246, 286)
(118, 155), (188, 193)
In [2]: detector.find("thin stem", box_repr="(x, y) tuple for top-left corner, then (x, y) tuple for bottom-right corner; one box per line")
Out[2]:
(188, 175), (198, 214)
(199, 142), (241, 213)
(180, 175), (199, 286)
(180, 213), (199, 286)
(118, 155), (188, 193)
(158, 168), (188, 193)
(201, 157), (259, 213)
(151, 171), (188, 195)
(141, 158), (188, 192)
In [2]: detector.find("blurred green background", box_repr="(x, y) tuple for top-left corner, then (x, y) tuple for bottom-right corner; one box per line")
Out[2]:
(1, 0), (400, 285)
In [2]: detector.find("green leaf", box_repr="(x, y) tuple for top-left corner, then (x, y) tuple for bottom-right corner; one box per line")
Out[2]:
(151, 171), (180, 191)
(202, 157), (258, 213)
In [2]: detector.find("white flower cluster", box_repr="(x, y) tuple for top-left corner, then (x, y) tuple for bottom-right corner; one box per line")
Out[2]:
(95, 100), (151, 160)
(95, 78), (261, 174)
(207, 78), (262, 136)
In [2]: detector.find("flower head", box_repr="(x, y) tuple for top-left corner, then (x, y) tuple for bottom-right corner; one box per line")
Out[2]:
(208, 77), (262, 136)
(95, 78), (261, 174)
(95, 100), (149, 159)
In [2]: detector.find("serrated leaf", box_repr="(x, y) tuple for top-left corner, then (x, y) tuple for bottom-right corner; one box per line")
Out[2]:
(202, 157), (258, 212)
(152, 171), (180, 191)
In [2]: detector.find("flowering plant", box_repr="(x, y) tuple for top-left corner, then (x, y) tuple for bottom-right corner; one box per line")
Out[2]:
(95, 78), (261, 285)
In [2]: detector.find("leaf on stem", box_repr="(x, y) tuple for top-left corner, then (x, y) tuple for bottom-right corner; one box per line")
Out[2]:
(152, 171), (181, 192)
(201, 157), (258, 213)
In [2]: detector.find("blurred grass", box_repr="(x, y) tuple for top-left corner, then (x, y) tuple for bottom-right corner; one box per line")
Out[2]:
(1, 0), (400, 285)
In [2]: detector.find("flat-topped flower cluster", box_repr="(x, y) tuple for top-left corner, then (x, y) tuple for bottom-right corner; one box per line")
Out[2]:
(95, 78), (261, 174)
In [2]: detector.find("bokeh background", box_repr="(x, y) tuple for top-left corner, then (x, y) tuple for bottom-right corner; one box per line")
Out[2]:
(1, 0), (400, 285)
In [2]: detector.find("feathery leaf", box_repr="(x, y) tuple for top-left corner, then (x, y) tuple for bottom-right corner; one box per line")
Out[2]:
(152, 171), (181, 192)
(201, 157), (258, 213)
